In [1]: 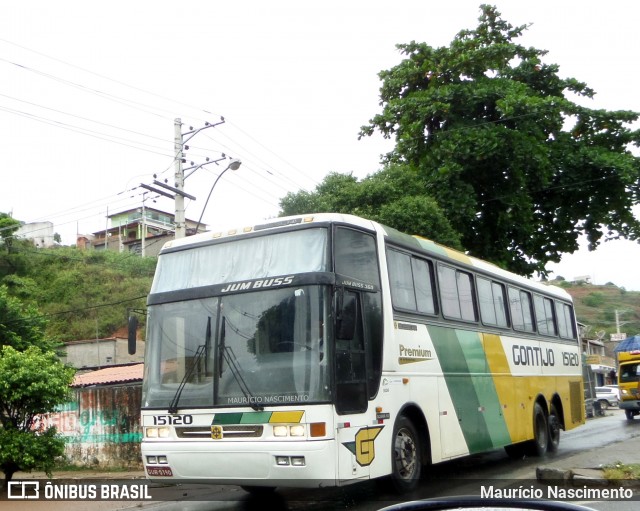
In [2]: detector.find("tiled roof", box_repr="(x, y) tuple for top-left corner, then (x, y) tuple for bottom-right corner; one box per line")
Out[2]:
(72, 363), (144, 387)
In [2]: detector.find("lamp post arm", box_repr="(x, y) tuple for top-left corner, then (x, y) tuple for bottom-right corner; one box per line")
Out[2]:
(193, 159), (241, 235)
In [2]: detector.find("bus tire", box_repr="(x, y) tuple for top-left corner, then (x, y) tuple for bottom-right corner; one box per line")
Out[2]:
(547, 404), (561, 452)
(625, 409), (635, 420)
(526, 403), (548, 457)
(390, 415), (422, 493)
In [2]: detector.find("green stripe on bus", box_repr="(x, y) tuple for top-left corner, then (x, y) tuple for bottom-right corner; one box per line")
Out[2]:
(212, 413), (244, 424)
(428, 326), (510, 452)
(212, 410), (305, 425)
(457, 330), (511, 448)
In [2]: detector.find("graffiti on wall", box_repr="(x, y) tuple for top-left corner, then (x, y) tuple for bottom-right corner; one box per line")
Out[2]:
(40, 385), (142, 467)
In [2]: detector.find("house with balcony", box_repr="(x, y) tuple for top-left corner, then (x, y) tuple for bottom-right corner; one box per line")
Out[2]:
(78, 207), (205, 257)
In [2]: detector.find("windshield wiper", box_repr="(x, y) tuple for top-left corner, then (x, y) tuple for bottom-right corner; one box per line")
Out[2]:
(167, 317), (211, 414)
(167, 343), (206, 414)
(219, 316), (263, 411)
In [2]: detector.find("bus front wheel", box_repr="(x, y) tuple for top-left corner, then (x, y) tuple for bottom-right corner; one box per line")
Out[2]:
(390, 416), (422, 493)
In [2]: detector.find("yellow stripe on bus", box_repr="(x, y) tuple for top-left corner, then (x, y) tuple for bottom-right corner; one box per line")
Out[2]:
(269, 411), (304, 423)
(482, 333), (525, 443)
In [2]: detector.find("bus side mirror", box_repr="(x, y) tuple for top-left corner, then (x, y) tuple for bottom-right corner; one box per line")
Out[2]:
(128, 316), (138, 355)
(336, 290), (357, 340)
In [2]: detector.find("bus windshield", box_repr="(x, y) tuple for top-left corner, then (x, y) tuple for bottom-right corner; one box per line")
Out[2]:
(150, 227), (327, 293)
(142, 285), (332, 410)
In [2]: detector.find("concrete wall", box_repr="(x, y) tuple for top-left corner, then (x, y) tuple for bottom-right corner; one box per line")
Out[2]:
(15, 221), (55, 248)
(41, 384), (142, 468)
(63, 338), (145, 368)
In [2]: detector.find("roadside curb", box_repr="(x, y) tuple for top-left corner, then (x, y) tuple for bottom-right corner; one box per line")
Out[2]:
(536, 466), (640, 488)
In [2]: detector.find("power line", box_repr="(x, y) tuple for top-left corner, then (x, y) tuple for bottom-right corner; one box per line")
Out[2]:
(2, 294), (149, 325)
(0, 91), (173, 145)
(0, 36), (219, 121)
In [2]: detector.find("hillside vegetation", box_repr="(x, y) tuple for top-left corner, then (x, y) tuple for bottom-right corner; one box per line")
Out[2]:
(557, 280), (640, 341)
(0, 240), (637, 344)
(0, 241), (155, 341)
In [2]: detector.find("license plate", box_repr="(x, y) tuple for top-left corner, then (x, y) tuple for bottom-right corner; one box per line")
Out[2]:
(146, 466), (173, 477)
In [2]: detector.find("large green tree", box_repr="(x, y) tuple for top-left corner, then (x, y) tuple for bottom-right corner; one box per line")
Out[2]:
(280, 165), (463, 249)
(0, 213), (20, 253)
(0, 345), (75, 484)
(358, 4), (640, 275)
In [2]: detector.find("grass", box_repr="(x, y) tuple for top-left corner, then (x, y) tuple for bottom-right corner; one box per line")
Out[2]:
(603, 462), (640, 480)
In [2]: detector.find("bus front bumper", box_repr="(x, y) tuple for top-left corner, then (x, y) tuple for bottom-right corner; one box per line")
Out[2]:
(142, 439), (337, 487)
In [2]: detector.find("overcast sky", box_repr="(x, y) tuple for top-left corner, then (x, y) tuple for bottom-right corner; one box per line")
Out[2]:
(2, 1), (639, 288)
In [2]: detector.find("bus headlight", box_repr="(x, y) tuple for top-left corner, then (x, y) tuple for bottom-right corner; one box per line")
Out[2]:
(145, 427), (170, 438)
(289, 425), (305, 437)
(273, 424), (306, 437)
(273, 425), (288, 437)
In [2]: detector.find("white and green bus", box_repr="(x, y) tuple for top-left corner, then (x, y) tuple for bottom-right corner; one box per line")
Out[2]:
(138, 213), (584, 493)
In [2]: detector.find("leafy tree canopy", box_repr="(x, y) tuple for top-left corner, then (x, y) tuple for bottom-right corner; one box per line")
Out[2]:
(0, 285), (59, 352)
(0, 213), (20, 253)
(280, 166), (463, 249)
(357, 4), (640, 275)
(0, 345), (75, 483)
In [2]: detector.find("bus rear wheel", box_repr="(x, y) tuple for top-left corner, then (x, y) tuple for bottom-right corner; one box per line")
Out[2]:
(547, 404), (561, 452)
(390, 416), (422, 493)
(526, 403), (548, 457)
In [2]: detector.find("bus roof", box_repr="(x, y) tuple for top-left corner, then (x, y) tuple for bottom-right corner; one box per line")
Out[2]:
(160, 212), (570, 301)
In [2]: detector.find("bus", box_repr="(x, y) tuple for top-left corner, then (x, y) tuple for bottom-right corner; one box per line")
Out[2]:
(136, 213), (584, 493)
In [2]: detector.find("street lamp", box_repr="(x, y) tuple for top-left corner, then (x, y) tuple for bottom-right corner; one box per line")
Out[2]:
(193, 159), (242, 235)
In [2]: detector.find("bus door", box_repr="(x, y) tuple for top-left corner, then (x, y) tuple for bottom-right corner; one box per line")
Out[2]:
(335, 288), (377, 482)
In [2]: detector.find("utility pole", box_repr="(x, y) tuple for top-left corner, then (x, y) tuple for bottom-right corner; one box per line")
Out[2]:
(174, 118), (186, 239)
(141, 193), (147, 257)
(615, 309), (631, 335)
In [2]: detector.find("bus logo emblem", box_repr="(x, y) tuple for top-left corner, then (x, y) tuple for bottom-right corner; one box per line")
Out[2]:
(211, 425), (223, 440)
(342, 426), (384, 466)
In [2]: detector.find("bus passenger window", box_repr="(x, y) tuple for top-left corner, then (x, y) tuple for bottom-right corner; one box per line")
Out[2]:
(509, 287), (535, 332)
(387, 249), (416, 310)
(437, 264), (477, 322)
(556, 302), (576, 339)
(478, 277), (508, 327)
(534, 295), (557, 336)
(412, 258), (436, 314)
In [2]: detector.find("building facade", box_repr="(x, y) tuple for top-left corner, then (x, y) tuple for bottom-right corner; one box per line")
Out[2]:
(15, 221), (56, 248)
(79, 207), (205, 257)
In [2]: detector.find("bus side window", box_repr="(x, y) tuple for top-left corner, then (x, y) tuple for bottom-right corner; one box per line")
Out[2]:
(478, 277), (508, 327)
(387, 249), (417, 310)
(508, 287), (535, 332)
(412, 258), (436, 314)
(556, 302), (577, 339)
(437, 264), (477, 322)
(534, 294), (557, 336)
